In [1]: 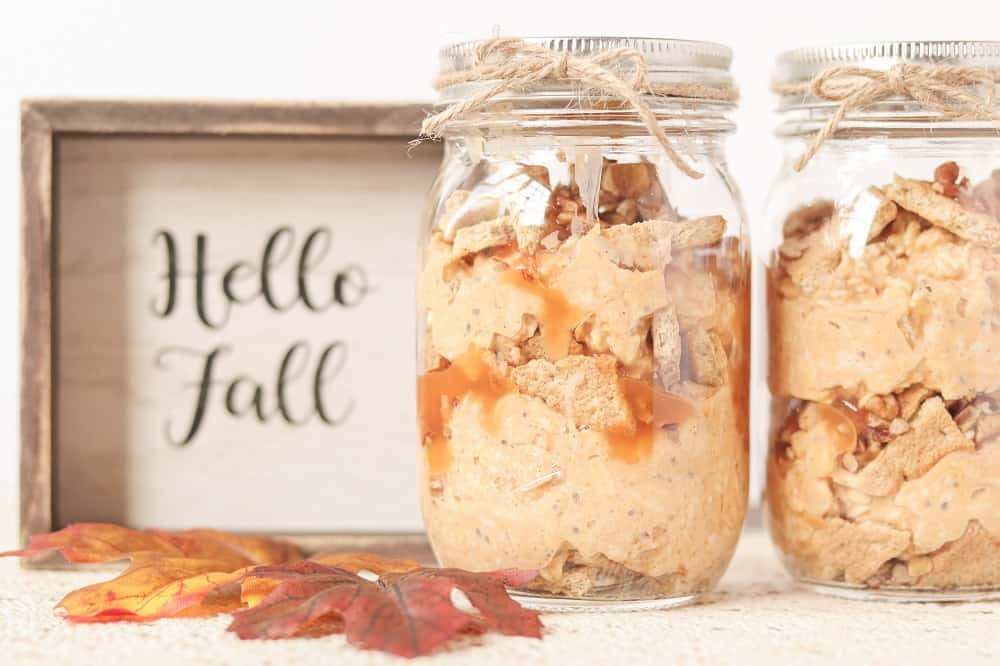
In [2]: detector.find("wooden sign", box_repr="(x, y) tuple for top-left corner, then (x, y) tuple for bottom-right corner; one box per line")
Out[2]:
(20, 100), (441, 557)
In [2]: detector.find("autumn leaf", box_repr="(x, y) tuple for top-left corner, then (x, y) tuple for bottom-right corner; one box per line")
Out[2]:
(2, 524), (544, 658)
(310, 552), (422, 576)
(0, 523), (301, 622)
(228, 561), (542, 657)
(239, 552), (423, 608)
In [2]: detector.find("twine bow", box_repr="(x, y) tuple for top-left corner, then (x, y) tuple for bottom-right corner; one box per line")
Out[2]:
(420, 37), (738, 180)
(773, 63), (1000, 171)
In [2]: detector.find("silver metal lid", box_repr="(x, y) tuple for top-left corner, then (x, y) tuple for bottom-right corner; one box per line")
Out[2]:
(774, 41), (1000, 89)
(437, 36), (733, 92)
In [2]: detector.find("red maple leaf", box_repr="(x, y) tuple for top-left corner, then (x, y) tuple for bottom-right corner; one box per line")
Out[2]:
(228, 561), (542, 657)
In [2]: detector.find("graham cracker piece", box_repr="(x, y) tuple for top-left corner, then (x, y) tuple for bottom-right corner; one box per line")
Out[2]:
(510, 354), (631, 431)
(851, 397), (974, 497)
(856, 186), (898, 241)
(914, 521), (1000, 588)
(886, 176), (1000, 246)
(452, 217), (515, 258)
(601, 219), (673, 270)
(668, 215), (727, 250)
(684, 326), (727, 387)
(774, 510), (911, 584)
(651, 305), (682, 388)
(781, 216), (844, 290)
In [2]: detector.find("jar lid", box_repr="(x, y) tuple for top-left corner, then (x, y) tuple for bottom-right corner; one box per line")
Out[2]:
(436, 36), (734, 101)
(774, 41), (1000, 91)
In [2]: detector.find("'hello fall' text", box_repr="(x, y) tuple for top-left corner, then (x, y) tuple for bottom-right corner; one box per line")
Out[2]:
(152, 226), (366, 446)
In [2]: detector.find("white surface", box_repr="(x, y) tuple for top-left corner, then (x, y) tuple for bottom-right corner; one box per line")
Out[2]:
(4, 1), (1000, 544)
(1, 530), (997, 665)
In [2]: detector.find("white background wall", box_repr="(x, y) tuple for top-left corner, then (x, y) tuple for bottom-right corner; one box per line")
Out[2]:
(1, 0), (997, 547)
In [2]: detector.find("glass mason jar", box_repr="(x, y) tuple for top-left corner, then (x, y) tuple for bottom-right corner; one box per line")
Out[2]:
(416, 37), (750, 610)
(763, 42), (1000, 600)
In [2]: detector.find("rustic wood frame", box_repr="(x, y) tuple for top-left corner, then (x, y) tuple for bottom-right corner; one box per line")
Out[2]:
(19, 99), (437, 562)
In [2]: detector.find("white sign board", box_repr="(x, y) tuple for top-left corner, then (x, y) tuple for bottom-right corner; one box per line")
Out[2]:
(54, 135), (438, 532)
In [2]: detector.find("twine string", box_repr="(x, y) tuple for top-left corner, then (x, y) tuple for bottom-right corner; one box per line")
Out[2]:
(772, 63), (1000, 171)
(420, 38), (739, 180)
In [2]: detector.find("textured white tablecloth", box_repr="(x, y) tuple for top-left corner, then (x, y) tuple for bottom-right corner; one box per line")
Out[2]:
(1, 530), (997, 666)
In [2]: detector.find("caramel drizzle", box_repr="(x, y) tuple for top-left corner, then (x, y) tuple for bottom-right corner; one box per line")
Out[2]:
(419, 262), (698, 474)
(497, 269), (584, 360)
(418, 353), (696, 474)
(608, 377), (697, 462)
(417, 347), (511, 475)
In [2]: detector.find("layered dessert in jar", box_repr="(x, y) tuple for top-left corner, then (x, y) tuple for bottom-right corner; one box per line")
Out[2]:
(418, 155), (750, 601)
(767, 162), (1000, 592)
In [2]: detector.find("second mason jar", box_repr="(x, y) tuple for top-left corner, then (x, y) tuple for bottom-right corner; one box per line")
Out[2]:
(763, 42), (1000, 600)
(416, 37), (750, 609)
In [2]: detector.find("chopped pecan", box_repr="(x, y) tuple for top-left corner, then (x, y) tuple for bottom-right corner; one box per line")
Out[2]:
(548, 184), (585, 228)
(598, 160), (677, 224)
(861, 394), (899, 421)
(933, 161), (964, 199)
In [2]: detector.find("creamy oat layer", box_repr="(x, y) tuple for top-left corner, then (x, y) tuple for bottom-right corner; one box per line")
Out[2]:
(768, 164), (1000, 588)
(417, 160), (749, 597)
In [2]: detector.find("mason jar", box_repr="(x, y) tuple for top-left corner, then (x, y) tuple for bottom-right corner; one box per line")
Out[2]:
(416, 36), (750, 610)
(763, 41), (1000, 600)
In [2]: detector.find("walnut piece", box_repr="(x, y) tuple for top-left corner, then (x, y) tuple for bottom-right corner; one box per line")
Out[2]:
(599, 161), (673, 224)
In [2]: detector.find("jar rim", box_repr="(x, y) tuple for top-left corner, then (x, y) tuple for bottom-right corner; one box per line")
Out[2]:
(773, 40), (1000, 90)
(435, 36), (735, 102)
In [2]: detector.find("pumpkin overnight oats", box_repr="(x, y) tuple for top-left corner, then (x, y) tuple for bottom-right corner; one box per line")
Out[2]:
(415, 36), (749, 608)
(417, 155), (749, 604)
(766, 164), (1000, 594)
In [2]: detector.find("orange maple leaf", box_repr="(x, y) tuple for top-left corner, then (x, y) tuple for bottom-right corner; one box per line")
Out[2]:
(2, 524), (543, 658)
(1, 523), (301, 622)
